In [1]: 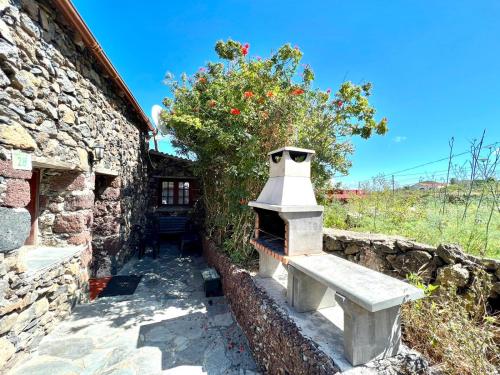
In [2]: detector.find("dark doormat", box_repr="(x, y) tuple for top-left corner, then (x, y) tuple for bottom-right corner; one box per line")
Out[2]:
(98, 275), (142, 298)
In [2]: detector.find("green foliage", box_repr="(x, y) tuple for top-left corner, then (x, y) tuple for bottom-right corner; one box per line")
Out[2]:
(324, 181), (500, 258)
(403, 272), (499, 374)
(160, 39), (387, 260)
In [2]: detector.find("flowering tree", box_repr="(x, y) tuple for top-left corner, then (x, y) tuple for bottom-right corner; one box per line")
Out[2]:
(160, 40), (387, 261)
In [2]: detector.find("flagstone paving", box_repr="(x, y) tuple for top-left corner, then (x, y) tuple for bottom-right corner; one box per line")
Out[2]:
(8, 244), (259, 375)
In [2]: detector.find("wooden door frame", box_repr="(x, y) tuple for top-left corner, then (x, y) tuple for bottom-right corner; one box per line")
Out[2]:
(25, 169), (40, 246)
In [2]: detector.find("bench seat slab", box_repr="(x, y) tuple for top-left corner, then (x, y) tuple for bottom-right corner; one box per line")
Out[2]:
(287, 265), (337, 312)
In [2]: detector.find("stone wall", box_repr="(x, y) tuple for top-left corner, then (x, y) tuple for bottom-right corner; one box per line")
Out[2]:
(0, 245), (91, 370)
(147, 151), (200, 214)
(0, 0), (149, 269)
(0, 0), (150, 369)
(323, 228), (500, 305)
(203, 238), (342, 375)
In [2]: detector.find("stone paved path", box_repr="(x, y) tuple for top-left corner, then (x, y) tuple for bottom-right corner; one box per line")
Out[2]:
(8, 243), (258, 375)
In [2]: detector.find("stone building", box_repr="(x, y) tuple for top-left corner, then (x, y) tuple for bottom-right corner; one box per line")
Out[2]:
(0, 0), (156, 368)
(147, 150), (200, 217)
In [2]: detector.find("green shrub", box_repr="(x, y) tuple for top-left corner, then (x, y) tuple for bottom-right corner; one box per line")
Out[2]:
(160, 40), (387, 261)
(402, 272), (499, 374)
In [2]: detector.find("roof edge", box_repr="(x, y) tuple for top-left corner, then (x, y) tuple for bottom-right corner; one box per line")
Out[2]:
(53, 0), (156, 134)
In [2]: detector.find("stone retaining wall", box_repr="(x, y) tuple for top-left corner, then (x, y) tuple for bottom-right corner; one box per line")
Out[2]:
(203, 238), (340, 375)
(0, 245), (91, 370)
(323, 228), (500, 305)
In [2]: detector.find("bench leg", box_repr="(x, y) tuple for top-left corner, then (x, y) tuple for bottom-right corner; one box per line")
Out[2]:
(335, 294), (401, 366)
(287, 266), (337, 312)
(258, 250), (286, 278)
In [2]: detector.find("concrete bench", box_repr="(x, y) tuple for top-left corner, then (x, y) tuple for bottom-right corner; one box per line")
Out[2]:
(286, 254), (424, 366)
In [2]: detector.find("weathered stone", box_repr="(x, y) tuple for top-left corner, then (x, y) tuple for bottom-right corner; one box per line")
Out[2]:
(0, 337), (15, 368)
(436, 243), (463, 264)
(58, 103), (75, 124)
(493, 282), (500, 294)
(386, 251), (433, 276)
(0, 18), (15, 44)
(344, 244), (360, 255)
(53, 212), (89, 234)
(14, 304), (35, 334)
(0, 39), (19, 63)
(358, 248), (393, 273)
(77, 147), (89, 171)
(436, 264), (470, 287)
(0, 312), (18, 334)
(48, 172), (86, 191)
(20, 13), (40, 38)
(0, 158), (32, 179)
(372, 240), (398, 254)
(64, 192), (94, 211)
(33, 297), (49, 317)
(0, 207), (30, 252)
(0, 67), (10, 87)
(4, 178), (30, 207)
(11, 70), (40, 98)
(479, 258), (499, 271)
(323, 234), (343, 251)
(0, 121), (37, 150)
(100, 187), (120, 201)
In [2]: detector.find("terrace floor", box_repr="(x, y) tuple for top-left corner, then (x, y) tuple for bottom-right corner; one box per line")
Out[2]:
(8, 243), (259, 375)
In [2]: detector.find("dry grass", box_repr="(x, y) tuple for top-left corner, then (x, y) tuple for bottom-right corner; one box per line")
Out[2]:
(402, 271), (499, 375)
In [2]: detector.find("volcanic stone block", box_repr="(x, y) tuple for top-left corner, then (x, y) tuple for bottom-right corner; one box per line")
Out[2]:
(4, 178), (30, 208)
(0, 207), (30, 252)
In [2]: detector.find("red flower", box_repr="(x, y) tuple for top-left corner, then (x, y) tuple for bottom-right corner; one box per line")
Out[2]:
(244, 91), (254, 98)
(291, 88), (305, 96)
(230, 108), (241, 115)
(239, 198), (247, 205)
(241, 43), (249, 56)
(336, 100), (343, 107)
(198, 77), (207, 84)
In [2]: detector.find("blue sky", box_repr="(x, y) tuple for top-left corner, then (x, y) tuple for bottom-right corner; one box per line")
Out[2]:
(73, 0), (500, 187)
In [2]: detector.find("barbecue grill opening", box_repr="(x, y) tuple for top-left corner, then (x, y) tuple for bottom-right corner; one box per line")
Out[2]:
(271, 151), (283, 163)
(254, 208), (285, 254)
(289, 151), (307, 163)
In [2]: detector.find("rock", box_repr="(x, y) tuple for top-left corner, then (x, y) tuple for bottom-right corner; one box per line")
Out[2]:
(53, 212), (89, 234)
(58, 104), (75, 124)
(39, 337), (94, 359)
(64, 192), (94, 211)
(77, 148), (89, 171)
(479, 258), (499, 271)
(492, 282), (500, 295)
(0, 39), (18, 63)
(0, 312), (18, 334)
(436, 264), (470, 287)
(0, 121), (37, 150)
(0, 66), (10, 87)
(11, 70), (40, 98)
(0, 158), (32, 179)
(344, 243), (360, 255)
(4, 178), (30, 208)
(13, 304), (35, 334)
(436, 243), (463, 264)
(323, 235), (343, 251)
(20, 13), (40, 38)
(0, 337), (15, 368)
(0, 18), (15, 45)
(386, 250), (433, 277)
(33, 298), (49, 318)
(372, 239), (398, 254)
(359, 248), (393, 273)
(0, 207), (30, 252)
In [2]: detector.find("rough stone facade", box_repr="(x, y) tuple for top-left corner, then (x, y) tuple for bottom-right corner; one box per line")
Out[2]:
(147, 150), (200, 215)
(0, 0), (150, 369)
(323, 228), (500, 306)
(0, 246), (91, 369)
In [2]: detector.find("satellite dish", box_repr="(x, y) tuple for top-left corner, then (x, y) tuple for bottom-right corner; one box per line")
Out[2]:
(151, 104), (163, 129)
